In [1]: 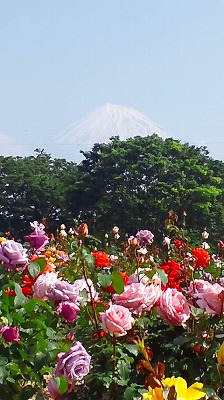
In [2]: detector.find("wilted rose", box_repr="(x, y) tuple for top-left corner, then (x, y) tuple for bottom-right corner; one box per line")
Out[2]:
(157, 288), (190, 326)
(0, 240), (28, 271)
(55, 341), (91, 383)
(0, 326), (20, 342)
(100, 304), (134, 337)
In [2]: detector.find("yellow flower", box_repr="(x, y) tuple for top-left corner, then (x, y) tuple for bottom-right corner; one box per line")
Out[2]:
(142, 377), (205, 400)
(0, 237), (6, 244)
(162, 376), (205, 400)
(217, 342), (224, 365)
(142, 387), (163, 400)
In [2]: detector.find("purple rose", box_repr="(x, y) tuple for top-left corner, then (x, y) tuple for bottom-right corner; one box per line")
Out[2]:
(47, 378), (61, 400)
(55, 341), (91, 383)
(0, 240), (28, 271)
(24, 221), (49, 252)
(136, 230), (154, 245)
(47, 279), (80, 305)
(0, 326), (20, 342)
(57, 301), (79, 323)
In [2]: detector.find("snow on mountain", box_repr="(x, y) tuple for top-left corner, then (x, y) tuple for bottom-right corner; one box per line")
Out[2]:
(53, 103), (169, 146)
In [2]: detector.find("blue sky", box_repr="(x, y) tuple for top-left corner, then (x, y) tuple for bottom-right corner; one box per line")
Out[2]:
(1, 0), (224, 161)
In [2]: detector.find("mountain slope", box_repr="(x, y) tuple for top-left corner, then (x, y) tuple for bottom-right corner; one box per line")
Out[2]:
(54, 103), (169, 145)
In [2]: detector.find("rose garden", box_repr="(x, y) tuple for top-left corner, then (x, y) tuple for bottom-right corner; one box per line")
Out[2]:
(0, 214), (224, 400)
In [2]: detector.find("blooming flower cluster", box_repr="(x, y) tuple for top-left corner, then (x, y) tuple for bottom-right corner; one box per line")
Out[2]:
(0, 220), (223, 400)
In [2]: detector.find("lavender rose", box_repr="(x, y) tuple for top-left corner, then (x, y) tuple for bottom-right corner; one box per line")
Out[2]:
(0, 240), (28, 271)
(157, 288), (190, 326)
(100, 304), (134, 337)
(55, 341), (91, 383)
(47, 279), (80, 304)
(32, 272), (58, 300)
(136, 230), (154, 245)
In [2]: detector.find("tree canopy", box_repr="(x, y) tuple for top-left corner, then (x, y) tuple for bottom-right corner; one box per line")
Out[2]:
(0, 136), (223, 245)
(70, 135), (224, 244)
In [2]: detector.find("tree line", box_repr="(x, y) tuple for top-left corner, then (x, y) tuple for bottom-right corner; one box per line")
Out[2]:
(0, 135), (223, 246)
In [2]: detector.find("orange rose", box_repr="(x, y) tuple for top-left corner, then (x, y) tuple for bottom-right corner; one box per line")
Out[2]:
(92, 251), (110, 268)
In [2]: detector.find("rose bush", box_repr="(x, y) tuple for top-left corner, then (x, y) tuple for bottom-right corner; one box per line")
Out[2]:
(0, 216), (223, 399)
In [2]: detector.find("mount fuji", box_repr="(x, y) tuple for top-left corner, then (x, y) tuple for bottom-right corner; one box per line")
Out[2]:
(49, 103), (171, 162)
(54, 103), (170, 146)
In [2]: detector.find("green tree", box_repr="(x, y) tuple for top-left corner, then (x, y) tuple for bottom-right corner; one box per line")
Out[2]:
(0, 149), (78, 237)
(70, 135), (224, 245)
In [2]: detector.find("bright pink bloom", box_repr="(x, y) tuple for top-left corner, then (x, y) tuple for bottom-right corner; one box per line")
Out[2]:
(57, 301), (79, 323)
(157, 288), (190, 326)
(0, 326), (20, 342)
(113, 282), (161, 315)
(100, 304), (134, 337)
(188, 279), (224, 315)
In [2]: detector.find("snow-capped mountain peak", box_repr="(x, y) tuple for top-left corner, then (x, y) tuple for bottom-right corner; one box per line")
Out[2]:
(54, 103), (169, 145)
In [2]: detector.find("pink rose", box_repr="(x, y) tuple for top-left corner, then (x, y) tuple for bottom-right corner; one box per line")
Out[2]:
(188, 279), (224, 315)
(100, 304), (134, 337)
(157, 288), (190, 326)
(57, 301), (79, 323)
(32, 272), (58, 300)
(0, 326), (20, 342)
(113, 282), (161, 315)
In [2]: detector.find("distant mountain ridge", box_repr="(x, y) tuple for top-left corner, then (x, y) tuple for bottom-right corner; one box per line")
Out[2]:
(53, 103), (170, 146)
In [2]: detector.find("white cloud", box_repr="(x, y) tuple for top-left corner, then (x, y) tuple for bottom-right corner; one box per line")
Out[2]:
(0, 133), (25, 157)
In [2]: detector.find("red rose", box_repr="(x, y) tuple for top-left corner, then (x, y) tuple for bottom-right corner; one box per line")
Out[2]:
(191, 248), (210, 268)
(92, 251), (110, 268)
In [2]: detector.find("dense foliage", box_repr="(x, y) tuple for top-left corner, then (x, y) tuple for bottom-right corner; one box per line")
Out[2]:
(0, 149), (77, 236)
(0, 135), (224, 246)
(72, 135), (224, 245)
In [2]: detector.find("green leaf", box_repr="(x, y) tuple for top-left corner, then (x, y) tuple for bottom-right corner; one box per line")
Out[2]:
(97, 272), (112, 287)
(156, 268), (168, 286)
(124, 387), (135, 400)
(54, 376), (69, 394)
(173, 336), (191, 346)
(28, 261), (40, 278)
(116, 359), (131, 385)
(123, 344), (139, 357)
(190, 305), (204, 318)
(18, 386), (36, 400)
(14, 282), (28, 307)
(111, 271), (124, 294)
(85, 254), (95, 267)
